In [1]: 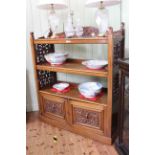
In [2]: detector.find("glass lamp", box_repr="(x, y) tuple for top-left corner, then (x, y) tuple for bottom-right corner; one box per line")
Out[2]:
(85, 0), (120, 36)
(64, 10), (75, 38)
(37, 0), (68, 38)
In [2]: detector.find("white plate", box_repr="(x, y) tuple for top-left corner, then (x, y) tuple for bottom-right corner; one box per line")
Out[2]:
(82, 60), (108, 69)
(53, 83), (70, 91)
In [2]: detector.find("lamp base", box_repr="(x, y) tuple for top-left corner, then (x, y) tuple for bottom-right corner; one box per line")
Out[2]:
(48, 7), (59, 39)
(95, 8), (109, 36)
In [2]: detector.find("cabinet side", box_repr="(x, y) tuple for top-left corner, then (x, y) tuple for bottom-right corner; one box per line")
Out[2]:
(106, 27), (114, 138)
(106, 23), (125, 140)
(112, 23), (125, 140)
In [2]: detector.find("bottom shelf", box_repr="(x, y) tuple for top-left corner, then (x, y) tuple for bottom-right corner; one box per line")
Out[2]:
(39, 82), (107, 105)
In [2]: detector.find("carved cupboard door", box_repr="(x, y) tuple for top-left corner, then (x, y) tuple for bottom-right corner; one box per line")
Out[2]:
(68, 100), (105, 134)
(39, 93), (66, 120)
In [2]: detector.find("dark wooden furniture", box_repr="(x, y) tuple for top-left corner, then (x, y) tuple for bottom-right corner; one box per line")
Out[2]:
(30, 24), (125, 144)
(115, 58), (129, 154)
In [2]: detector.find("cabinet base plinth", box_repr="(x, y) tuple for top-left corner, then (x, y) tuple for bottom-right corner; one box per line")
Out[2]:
(39, 114), (112, 145)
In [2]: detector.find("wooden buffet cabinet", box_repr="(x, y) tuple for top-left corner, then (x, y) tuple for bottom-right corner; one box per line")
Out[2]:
(30, 24), (125, 145)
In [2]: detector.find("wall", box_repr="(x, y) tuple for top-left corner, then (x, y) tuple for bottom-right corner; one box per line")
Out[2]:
(26, 0), (128, 112)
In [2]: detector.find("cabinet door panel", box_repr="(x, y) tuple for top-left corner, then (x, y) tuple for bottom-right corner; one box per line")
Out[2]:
(40, 93), (66, 119)
(69, 100), (105, 132)
(73, 107), (100, 128)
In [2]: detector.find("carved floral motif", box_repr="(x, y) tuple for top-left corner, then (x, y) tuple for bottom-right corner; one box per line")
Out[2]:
(37, 70), (56, 89)
(74, 107), (99, 127)
(44, 99), (64, 117)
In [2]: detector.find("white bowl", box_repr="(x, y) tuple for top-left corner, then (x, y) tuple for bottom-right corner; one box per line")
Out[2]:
(78, 82), (103, 98)
(53, 83), (70, 91)
(82, 60), (108, 69)
(44, 52), (68, 65)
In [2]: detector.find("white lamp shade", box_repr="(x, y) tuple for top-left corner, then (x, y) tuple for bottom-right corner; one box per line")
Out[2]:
(85, 0), (120, 8)
(37, 0), (68, 10)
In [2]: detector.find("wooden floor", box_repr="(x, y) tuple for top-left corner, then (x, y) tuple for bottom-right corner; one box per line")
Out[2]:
(26, 112), (118, 155)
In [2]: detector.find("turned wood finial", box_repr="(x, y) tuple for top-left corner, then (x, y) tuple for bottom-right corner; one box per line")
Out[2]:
(121, 22), (125, 37)
(121, 22), (125, 30)
(30, 32), (34, 40)
(108, 27), (113, 35)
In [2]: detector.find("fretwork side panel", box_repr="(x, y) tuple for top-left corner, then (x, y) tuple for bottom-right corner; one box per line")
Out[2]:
(112, 37), (124, 133)
(37, 70), (57, 89)
(35, 43), (57, 89)
(35, 44), (55, 64)
(113, 40), (121, 102)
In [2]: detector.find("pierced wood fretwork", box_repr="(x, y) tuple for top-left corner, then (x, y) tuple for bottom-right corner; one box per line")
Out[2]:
(113, 39), (124, 103)
(73, 107), (100, 128)
(37, 70), (56, 89)
(35, 44), (55, 64)
(112, 36), (125, 133)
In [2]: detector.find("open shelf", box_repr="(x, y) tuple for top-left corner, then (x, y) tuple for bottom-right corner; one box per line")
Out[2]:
(39, 83), (107, 105)
(36, 59), (108, 78)
(34, 37), (108, 44)
(33, 30), (124, 45)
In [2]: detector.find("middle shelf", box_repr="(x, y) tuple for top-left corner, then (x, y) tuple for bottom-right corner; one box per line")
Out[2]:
(36, 59), (108, 78)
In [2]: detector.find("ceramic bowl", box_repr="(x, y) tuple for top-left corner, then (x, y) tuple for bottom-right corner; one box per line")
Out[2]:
(82, 60), (108, 69)
(44, 52), (68, 65)
(52, 83), (70, 91)
(78, 82), (103, 98)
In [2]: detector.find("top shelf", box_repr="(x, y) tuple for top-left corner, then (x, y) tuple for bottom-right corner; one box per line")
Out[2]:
(34, 37), (108, 44)
(33, 26), (124, 45)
